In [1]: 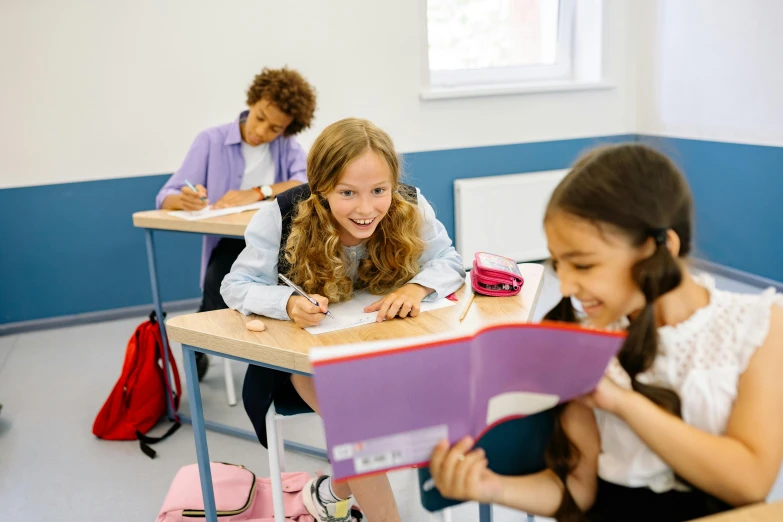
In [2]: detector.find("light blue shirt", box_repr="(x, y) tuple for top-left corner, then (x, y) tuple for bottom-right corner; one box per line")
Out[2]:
(220, 189), (466, 320)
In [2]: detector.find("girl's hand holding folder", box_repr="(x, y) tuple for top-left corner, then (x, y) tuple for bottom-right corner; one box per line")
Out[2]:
(429, 436), (502, 505)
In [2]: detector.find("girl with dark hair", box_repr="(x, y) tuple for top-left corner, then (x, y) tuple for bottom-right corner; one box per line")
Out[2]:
(430, 144), (783, 522)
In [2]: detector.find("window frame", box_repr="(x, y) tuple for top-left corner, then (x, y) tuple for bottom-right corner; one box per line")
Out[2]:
(424, 0), (578, 89)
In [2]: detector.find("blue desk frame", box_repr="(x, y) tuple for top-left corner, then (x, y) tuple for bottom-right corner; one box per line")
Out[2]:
(180, 342), (323, 522)
(141, 227), (326, 457)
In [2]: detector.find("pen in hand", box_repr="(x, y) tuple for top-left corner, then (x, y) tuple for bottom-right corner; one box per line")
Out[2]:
(278, 273), (335, 318)
(184, 179), (207, 202)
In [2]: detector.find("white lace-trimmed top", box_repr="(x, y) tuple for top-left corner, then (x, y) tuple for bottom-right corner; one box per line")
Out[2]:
(593, 274), (783, 492)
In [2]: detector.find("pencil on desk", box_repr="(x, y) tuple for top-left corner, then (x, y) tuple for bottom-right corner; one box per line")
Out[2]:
(459, 290), (475, 321)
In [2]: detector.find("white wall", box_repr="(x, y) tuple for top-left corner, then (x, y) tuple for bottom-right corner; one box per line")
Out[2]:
(0, 0), (639, 189)
(637, 0), (783, 146)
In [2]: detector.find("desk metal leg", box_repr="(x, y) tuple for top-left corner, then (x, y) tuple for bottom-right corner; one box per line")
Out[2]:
(183, 344), (218, 522)
(479, 503), (493, 522)
(175, 347), (329, 460)
(144, 229), (176, 420)
(142, 228), (325, 462)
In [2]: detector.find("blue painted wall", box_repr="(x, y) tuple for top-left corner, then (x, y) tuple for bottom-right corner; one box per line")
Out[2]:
(638, 136), (783, 283)
(404, 135), (636, 239)
(6, 132), (782, 325)
(0, 135), (634, 324)
(0, 176), (202, 324)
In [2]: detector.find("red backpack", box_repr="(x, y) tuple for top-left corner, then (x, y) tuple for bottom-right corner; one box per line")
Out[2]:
(93, 312), (182, 458)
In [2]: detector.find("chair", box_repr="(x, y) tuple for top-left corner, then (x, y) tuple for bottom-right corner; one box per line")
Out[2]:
(223, 359), (237, 406)
(266, 401), (322, 522)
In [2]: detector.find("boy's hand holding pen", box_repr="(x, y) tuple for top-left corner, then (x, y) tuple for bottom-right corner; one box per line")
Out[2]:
(181, 179), (208, 210)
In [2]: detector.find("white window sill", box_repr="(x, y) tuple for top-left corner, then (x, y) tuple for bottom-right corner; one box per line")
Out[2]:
(420, 80), (613, 101)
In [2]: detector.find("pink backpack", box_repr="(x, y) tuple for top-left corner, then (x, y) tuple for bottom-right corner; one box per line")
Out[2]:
(157, 463), (314, 521)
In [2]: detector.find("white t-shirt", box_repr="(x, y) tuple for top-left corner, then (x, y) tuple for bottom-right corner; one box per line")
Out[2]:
(240, 141), (275, 191)
(592, 274), (783, 493)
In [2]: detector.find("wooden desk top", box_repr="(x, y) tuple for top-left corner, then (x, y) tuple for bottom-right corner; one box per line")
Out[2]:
(132, 209), (256, 236)
(166, 263), (545, 374)
(691, 501), (783, 521)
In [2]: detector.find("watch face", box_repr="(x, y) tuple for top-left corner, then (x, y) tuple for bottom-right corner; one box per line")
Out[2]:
(261, 185), (273, 197)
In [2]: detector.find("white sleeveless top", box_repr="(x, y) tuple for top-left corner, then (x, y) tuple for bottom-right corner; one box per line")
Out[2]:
(594, 274), (783, 492)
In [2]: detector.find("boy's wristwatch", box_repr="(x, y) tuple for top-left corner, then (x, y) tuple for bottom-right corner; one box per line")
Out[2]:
(255, 185), (274, 200)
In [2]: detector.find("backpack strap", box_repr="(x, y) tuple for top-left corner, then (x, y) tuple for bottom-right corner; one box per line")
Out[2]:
(136, 320), (183, 459)
(163, 341), (182, 416)
(277, 183), (312, 277)
(135, 423), (182, 459)
(149, 320), (182, 420)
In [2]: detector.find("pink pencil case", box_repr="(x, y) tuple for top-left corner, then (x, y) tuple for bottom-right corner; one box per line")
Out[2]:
(471, 252), (524, 297)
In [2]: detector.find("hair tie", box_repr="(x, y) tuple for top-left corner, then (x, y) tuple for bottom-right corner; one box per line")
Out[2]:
(649, 228), (668, 246)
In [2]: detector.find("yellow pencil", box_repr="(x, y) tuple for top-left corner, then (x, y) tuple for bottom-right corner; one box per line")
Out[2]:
(459, 290), (476, 321)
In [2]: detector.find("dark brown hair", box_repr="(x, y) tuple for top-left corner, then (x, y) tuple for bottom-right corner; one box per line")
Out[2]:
(246, 67), (316, 136)
(543, 144), (693, 521)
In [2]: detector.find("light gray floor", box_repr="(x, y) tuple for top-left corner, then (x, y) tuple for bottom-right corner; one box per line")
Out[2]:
(0, 269), (779, 521)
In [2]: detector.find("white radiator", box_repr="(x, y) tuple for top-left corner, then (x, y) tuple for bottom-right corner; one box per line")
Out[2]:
(454, 169), (568, 269)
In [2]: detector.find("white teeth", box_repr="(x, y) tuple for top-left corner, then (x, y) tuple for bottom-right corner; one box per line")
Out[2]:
(352, 219), (373, 225)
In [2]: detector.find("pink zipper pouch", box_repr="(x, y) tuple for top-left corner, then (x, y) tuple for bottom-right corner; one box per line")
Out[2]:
(471, 252), (524, 297)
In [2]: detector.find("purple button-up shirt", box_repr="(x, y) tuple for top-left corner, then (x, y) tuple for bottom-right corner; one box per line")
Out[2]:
(156, 111), (308, 286)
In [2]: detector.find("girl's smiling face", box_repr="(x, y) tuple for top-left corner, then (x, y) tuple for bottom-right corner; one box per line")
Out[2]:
(326, 149), (393, 247)
(545, 211), (651, 328)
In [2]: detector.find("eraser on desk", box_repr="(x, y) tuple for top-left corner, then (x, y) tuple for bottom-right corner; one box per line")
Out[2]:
(246, 319), (266, 332)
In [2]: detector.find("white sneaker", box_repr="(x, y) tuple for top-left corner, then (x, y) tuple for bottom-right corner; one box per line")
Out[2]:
(302, 475), (360, 522)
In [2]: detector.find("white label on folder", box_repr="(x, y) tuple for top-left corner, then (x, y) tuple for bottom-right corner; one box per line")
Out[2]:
(335, 424), (448, 474)
(486, 392), (559, 425)
(332, 444), (356, 462)
(354, 452), (400, 474)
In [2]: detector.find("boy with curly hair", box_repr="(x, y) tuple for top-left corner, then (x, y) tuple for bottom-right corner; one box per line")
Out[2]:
(156, 67), (317, 379)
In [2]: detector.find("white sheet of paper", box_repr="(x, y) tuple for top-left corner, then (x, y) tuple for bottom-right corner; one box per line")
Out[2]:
(168, 201), (271, 221)
(305, 290), (457, 335)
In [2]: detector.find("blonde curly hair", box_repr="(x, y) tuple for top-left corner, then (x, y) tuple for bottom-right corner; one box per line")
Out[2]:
(283, 118), (424, 303)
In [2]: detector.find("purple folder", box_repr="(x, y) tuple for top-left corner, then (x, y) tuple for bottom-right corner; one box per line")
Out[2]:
(311, 322), (625, 480)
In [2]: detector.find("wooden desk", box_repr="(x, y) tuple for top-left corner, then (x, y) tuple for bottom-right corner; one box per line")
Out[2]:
(691, 501), (783, 521)
(166, 263), (545, 373)
(132, 208), (257, 237)
(166, 263), (545, 522)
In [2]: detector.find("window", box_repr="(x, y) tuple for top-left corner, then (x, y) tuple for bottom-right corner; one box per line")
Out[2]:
(423, 0), (604, 97)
